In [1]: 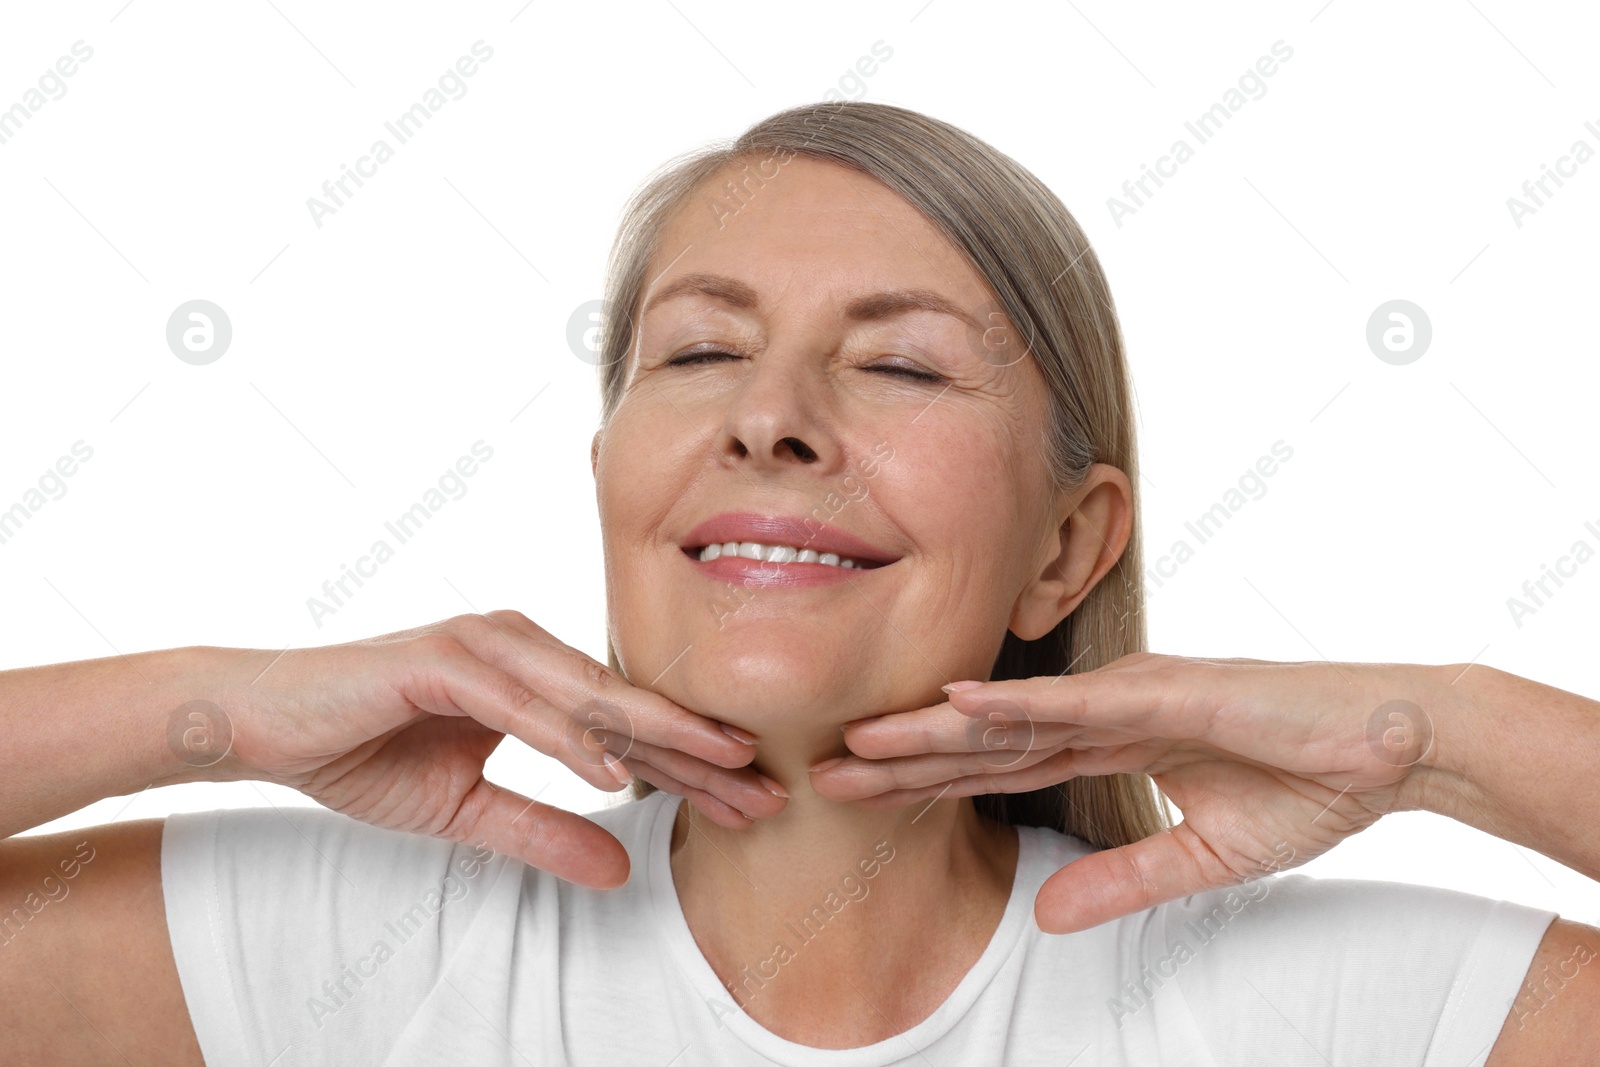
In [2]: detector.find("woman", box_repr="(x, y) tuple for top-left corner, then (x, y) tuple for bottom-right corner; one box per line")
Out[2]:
(2, 101), (1596, 1064)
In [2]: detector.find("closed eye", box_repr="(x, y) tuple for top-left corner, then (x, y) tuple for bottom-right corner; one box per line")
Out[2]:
(664, 350), (945, 384)
(865, 361), (945, 384)
(665, 349), (741, 367)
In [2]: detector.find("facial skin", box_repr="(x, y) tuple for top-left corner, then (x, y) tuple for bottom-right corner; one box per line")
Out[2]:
(589, 154), (1133, 1046)
(592, 154), (1131, 786)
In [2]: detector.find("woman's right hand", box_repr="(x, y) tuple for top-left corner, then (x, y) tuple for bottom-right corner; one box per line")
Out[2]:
(192, 610), (785, 887)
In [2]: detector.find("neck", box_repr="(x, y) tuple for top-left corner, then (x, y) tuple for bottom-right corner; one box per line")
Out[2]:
(666, 739), (1020, 1046)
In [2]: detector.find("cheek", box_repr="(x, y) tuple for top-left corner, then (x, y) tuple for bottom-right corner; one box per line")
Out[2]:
(594, 406), (673, 620)
(595, 397), (682, 535)
(596, 392), (736, 681)
(869, 398), (1053, 663)
(886, 402), (1041, 553)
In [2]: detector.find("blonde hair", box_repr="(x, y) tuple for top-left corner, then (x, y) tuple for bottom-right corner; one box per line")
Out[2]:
(594, 101), (1171, 849)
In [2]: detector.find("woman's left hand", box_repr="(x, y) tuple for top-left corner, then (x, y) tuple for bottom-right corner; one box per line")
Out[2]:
(809, 652), (1456, 934)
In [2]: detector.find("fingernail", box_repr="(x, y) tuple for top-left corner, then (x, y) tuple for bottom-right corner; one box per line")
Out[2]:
(721, 723), (758, 745)
(603, 753), (632, 786)
(942, 680), (983, 694)
(841, 715), (882, 731)
(810, 757), (845, 773)
(757, 773), (789, 799)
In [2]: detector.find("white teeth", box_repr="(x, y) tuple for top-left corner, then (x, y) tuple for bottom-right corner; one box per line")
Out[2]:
(695, 541), (867, 569)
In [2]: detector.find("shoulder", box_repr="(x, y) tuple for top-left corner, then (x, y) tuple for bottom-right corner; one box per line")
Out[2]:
(161, 804), (513, 1063)
(163, 802), (473, 885)
(1484, 916), (1600, 1064)
(162, 801), (511, 936)
(163, 791), (672, 917)
(159, 795), (673, 1065)
(1156, 873), (1557, 1065)
(1010, 833), (1560, 1064)
(1158, 872), (1557, 962)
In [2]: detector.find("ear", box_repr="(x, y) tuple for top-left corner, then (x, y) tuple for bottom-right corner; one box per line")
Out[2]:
(1008, 463), (1133, 641)
(590, 430), (602, 478)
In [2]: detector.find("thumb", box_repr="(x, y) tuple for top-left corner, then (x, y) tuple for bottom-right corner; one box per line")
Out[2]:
(1035, 824), (1228, 935)
(445, 777), (632, 890)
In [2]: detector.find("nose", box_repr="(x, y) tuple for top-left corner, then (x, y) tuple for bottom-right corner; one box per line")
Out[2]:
(717, 350), (830, 472)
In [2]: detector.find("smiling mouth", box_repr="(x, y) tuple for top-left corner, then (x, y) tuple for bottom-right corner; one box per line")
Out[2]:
(683, 541), (889, 570)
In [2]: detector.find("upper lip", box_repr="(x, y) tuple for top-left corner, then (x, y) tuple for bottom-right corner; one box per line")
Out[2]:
(682, 511), (900, 567)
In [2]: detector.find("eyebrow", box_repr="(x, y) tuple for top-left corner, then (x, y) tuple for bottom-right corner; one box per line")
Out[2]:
(640, 271), (981, 331)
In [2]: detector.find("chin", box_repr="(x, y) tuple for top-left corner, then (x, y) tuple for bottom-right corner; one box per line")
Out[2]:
(692, 647), (840, 716)
(614, 610), (931, 723)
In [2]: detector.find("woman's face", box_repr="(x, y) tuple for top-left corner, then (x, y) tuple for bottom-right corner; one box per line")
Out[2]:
(593, 155), (1088, 738)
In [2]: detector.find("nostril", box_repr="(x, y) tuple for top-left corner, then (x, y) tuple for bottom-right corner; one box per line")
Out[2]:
(779, 437), (817, 462)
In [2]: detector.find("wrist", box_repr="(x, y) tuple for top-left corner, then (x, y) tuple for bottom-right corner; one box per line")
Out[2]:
(152, 645), (274, 788)
(1389, 660), (1488, 820)
(2, 643), (265, 839)
(1394, 660), (1600, 880)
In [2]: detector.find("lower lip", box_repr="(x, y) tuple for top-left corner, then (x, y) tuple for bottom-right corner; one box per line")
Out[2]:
(683, 549), (885, 588)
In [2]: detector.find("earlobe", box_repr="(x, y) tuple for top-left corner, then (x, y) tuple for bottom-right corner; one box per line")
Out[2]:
(590, 431), (602, 478)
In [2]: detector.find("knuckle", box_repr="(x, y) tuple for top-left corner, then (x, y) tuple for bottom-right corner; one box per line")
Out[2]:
(412, 629), (469, 662)
(887, 760), (920, 790)
(483, 608), (530, 628)
(575, 653), (617, 691)
(587, 702), (636, 750)
(964, 752), (998, 777)
(437, 783), (492, 843)
(698, 764), (738, 794)
(485, 609), (551, 644)
(574, 709), (620, 758)
(559, 715), (604, 768)
(447, 612), (499, 647)
(503, 674), (545, 719)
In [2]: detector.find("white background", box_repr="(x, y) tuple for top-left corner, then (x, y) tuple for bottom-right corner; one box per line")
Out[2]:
(2, 1), (1597, 925)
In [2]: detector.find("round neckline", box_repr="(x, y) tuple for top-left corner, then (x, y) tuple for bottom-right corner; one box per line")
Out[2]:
(645, 790), (1045, 1065)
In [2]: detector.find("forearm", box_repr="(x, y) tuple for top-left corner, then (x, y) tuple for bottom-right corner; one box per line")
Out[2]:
(1404, 663), (1600, 882)
(0, 645), (256, 838)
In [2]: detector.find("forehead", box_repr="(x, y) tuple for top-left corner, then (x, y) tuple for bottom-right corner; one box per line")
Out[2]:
(642, 155), (994, 316)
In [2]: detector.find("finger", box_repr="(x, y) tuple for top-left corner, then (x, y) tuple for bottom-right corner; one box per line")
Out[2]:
(620, 757), (754, 830)
(441, 777), (631, 889)
(946, 674), (1176, 729)
(391, 640), (635, 795)
(810, 744), (1065, 800)
(844, 703), (1100, 761)
(818, 749), (1085, 806)
(406, 637), (748, 797)
(442, 616), (758, 771)
(946, 663), (1311, 754)
(841, 703), (1016, 759)
(1033, 822), (1238, 934)
(619, 737), (786, 819)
